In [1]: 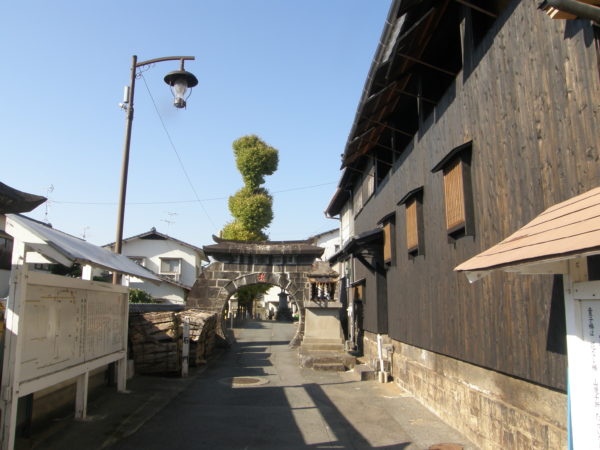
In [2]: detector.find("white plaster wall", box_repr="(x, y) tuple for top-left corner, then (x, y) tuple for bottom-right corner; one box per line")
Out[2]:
(120, 238), (201, 287)
(314, 230), (340, 262)
(340, 204), (353, 246)
(129, 280), (186, 304)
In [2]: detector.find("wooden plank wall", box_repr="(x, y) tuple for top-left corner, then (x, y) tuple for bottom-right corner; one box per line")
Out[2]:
(353, 1), (600, 391)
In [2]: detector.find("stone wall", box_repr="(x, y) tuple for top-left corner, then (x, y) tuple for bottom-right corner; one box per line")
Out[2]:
(363, 331), (567, 449)
(188, 261), (314, 346)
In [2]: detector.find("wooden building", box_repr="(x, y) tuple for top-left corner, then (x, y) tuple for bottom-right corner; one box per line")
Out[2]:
(326, 1), (600, 448)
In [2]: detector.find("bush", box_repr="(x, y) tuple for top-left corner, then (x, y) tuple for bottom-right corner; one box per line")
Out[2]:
(129, 288), (154, 303)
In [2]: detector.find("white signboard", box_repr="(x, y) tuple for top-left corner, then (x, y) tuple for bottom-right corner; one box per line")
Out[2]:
(19, 273), (127, 383)
(580, 300), (600, 445)
(568, 279), (600, 449)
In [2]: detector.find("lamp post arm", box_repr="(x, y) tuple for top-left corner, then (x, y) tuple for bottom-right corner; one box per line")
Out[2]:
(136, 56), (195, 69)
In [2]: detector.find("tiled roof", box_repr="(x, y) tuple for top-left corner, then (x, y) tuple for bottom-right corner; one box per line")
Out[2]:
(204, 235), (324, 257)
(104, 228), (207, 260)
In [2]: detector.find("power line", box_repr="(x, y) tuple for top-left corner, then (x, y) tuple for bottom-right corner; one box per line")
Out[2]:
(140, 74), (217, 230)
(52, 181), (338, 206)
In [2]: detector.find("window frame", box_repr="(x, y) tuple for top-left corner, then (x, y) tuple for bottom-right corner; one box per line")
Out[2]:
(398, 186), (425, 258)
(431, 142), (474, 240)
(159, 257), (182, 275)
(377, 212), (396, 267)
(128, 256), (146, 267)
(351, 279), (366, 303)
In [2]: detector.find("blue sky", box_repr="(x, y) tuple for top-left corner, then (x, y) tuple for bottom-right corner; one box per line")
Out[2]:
(1, 1), (391, 248)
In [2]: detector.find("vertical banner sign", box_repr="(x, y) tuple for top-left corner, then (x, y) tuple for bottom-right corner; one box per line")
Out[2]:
(582, 300), (600, 444)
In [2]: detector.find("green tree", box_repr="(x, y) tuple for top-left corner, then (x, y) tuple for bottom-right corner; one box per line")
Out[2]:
(129, 288), (154, 303)
(221, 135), (279, 313)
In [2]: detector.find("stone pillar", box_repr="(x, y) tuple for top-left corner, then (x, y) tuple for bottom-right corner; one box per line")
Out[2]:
(299, 300), (354, 371)
(276, 291), (292, 321)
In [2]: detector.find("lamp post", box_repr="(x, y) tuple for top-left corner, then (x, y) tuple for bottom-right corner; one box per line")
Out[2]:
(113, 55), (198, 284)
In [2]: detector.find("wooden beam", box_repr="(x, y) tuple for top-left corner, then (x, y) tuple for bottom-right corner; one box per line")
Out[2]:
(392, 85), (437, 104)
(365, 117), (414, 137)
(396, 52), (458, 76)
(454, 0), (497, 18)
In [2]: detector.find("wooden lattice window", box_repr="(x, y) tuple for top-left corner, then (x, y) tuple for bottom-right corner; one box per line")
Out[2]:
(432, 142), (473, 239)
(353, 283), (364, 301)
(383, 223), (392, 262)
(443, 158), (466, 233)
(405, 198), (419, 252)
(398, 186), (424, 257)
(378, 212), (396, 266)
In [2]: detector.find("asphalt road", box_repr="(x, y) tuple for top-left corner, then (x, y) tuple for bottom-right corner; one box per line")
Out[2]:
(105, 320), (475, 450)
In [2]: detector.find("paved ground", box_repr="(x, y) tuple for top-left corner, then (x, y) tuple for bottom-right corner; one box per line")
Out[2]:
(22, 321), (477, 449)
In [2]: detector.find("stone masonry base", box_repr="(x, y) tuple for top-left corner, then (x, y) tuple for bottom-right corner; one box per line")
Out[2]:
(363, 331), (567, 450)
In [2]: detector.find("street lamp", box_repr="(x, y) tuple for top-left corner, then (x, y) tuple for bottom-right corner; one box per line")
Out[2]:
(113, 55), (198, 284)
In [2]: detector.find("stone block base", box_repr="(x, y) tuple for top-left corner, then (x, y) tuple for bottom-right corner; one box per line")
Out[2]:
(363, 332), (567, 450)
(299, 338), (355, 371)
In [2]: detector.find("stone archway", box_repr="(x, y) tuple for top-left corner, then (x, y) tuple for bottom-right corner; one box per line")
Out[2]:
(187, 236), (326, 346)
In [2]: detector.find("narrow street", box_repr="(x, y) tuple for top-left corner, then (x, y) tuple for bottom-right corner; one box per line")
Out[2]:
(106, 321), (474, 450)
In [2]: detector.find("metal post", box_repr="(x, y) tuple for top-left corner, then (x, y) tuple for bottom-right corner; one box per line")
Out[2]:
(113, 55), (138, 285)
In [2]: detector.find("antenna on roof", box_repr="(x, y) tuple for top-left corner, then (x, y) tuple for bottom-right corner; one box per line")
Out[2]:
(44, 184), (54, 224)
(161, 212), (178, 235)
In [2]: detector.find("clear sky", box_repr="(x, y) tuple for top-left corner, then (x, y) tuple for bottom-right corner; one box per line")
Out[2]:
(1, 1), (391, 248)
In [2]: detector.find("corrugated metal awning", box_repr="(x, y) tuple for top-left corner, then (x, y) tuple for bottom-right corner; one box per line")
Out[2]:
(455, 187), (600, 281)
(5, 214), (160, 282)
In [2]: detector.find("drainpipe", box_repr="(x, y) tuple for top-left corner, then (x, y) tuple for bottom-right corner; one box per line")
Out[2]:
(377, 334), (386, 382)
(542, 0), (600, 23)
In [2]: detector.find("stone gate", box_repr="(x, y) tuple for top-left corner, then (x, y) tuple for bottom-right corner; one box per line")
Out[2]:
(187, 236), (329, 346)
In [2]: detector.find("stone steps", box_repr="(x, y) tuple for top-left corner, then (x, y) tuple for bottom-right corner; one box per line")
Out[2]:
(298, 350), (356, 372)
(313, 362), (347, 372)
(300, 343), (346, 352)
(340, 364), (377, 382)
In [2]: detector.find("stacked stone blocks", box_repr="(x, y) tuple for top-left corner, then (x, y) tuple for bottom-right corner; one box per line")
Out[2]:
(362, 332), (566, 450)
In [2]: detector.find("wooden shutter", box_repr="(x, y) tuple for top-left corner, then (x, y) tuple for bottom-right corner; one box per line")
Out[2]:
(383, 222), (392, 263)
(353, 284), (363, 301)
(443, 158), (466, 232)
(405, 198), (419, 252)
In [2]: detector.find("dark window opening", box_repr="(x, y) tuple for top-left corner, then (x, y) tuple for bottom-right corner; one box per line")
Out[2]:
(415, 4), (463, 122)
(0, 237), (12, 271)
(588, 255), (600, 280)
(375, 146), (394, 188)
(546, 275), (567, 355)
(468, 0), (511, 49)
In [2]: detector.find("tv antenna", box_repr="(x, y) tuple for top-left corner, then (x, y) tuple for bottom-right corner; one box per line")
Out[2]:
(44, 185), (54, 224)
(161, 212), (178, 235)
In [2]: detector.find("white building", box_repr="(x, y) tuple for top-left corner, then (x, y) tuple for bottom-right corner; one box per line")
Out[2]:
(104, 228), (208, 304)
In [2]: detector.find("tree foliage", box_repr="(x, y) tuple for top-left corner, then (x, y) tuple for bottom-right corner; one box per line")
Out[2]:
(223, 135), (278, 241)
(232, 135), (279, 190)
(221, 221), (267, 241)
(228, 187), (273, 232)
(221, 134), (279, 311)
